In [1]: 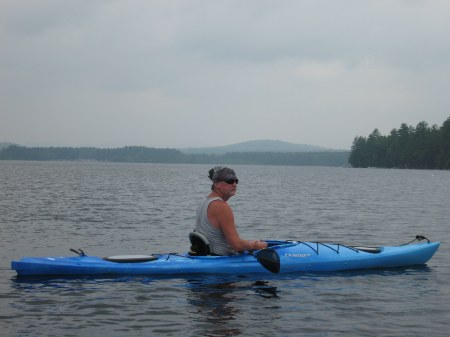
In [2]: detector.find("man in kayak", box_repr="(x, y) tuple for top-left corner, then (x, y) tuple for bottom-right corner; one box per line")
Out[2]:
(195, 166), (268, 255)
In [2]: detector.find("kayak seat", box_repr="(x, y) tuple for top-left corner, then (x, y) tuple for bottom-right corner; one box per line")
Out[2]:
(189, 232), (211, 256)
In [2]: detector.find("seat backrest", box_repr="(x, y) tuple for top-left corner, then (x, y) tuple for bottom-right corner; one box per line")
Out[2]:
(189, 232), (211, 256)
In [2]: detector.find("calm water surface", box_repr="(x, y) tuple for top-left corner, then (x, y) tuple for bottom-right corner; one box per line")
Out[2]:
(0, 161), (449, 336)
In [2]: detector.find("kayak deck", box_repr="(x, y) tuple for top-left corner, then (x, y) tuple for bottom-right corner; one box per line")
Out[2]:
(269, 241), (440, 273)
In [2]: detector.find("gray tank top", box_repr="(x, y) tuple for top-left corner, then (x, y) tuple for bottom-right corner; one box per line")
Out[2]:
(195, 197), (235, 256)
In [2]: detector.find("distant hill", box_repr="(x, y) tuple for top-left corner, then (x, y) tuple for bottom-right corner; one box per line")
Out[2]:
(180, 140), (341, 155)
(0, 142), (13, 150)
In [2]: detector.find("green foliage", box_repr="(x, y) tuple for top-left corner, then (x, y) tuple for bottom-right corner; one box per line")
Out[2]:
(0, 145), (350, 167)
(349, 116), (450, 169)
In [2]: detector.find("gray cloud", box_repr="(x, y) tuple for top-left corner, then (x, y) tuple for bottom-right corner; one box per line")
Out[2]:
(1, 0), (450, 149)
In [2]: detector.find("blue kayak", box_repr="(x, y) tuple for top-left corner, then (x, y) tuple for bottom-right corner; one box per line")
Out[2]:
(11, 236), (439, 277)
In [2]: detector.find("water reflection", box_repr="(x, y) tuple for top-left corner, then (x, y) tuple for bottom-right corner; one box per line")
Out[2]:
(186, 279), (278, 337)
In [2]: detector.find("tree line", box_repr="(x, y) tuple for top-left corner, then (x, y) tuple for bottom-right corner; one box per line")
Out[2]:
(349, 116), (450, 169)
(0, 145), (350, 167)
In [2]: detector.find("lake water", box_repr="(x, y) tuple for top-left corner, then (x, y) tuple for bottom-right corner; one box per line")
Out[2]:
(0, 161), (449, 337)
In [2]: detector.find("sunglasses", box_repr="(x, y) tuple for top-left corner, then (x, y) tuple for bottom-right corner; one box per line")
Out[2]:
(224, 178), (239, 185)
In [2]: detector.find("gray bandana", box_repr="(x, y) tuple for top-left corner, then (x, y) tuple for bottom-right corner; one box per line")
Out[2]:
(208, 166), (237, 183)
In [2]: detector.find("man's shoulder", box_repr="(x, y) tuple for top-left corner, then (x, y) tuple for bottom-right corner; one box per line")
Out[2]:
(208, 198), (231, 212)
(209, 198), (227, 207)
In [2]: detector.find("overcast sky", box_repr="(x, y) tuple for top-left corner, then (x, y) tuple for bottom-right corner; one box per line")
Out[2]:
(1, 0), (450, 150)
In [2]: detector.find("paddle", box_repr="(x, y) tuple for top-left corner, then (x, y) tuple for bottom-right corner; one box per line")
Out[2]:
(255, 248), (281, 273)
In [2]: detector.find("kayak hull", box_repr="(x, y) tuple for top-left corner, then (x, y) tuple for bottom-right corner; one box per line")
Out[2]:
(11, 240), (440, 277)
(11, 253), (267, 277)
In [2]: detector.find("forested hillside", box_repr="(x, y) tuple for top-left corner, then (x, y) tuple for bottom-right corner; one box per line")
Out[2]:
(0, 145), (349, 167)
(349, 116), (450, 169)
